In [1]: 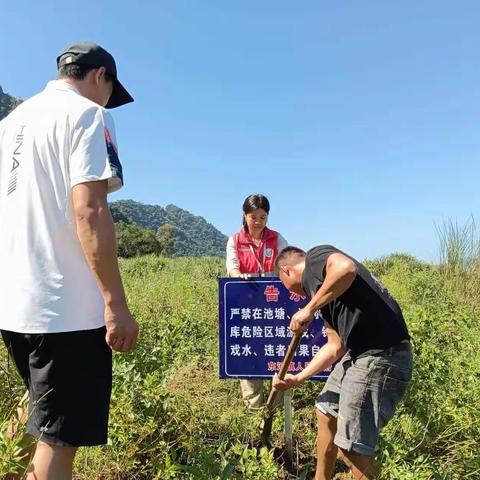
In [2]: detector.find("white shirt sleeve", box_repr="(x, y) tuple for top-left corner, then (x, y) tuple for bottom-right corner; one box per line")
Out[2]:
(226, 236), (240, 275)
(69, 107), (123, 193)
(277, 233), (288, 252)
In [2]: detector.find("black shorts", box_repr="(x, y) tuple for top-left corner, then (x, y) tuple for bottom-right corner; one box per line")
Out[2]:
(1, 327), (112, 447)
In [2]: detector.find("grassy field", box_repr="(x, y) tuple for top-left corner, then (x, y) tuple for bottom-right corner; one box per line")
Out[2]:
(1, 253), (479, 479)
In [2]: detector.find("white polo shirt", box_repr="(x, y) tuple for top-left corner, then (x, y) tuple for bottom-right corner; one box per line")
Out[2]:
(0, 80), (123, 333)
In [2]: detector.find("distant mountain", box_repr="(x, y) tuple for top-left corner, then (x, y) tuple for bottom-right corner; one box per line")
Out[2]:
(0, 89), (226, 256)
(0, 86), (22, 121)
(110, 199), (227, 257)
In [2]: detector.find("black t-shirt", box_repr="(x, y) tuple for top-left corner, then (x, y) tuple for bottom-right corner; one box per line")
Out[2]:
(302, 245), (410, 358)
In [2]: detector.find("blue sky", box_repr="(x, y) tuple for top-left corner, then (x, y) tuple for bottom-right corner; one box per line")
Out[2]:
(2, 1), (479, 261)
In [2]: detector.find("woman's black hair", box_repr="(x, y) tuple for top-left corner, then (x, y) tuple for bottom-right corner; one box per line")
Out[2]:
(242, 194), (270, 233)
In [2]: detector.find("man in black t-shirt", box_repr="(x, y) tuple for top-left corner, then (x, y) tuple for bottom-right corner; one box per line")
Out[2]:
(272, 245), (413, 480)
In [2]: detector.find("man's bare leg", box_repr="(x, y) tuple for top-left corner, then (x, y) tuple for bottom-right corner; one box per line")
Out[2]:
(26, 442), (77, 480)
(340, 449), (378, 480)
(315, 409), (338, 480)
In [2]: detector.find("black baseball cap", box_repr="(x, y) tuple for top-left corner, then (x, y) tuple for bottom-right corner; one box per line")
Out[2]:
(57, 42), (134, 109)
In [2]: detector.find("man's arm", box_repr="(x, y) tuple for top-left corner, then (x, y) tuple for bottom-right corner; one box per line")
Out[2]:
(72, 180), (139, 352)
(273, 326), (346, 390)
(289, 252), (357, 333)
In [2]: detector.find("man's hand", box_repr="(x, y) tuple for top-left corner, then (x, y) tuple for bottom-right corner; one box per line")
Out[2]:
(104, 303), (139, 353)
(273, 373), (302, 391)
(289, 305), (314, 334)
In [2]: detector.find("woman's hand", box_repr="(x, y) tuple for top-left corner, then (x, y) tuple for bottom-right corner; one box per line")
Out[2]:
(230, 269), (252, 280)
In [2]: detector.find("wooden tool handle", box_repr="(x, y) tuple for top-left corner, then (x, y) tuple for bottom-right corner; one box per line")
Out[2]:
(266, 332), (303, 408)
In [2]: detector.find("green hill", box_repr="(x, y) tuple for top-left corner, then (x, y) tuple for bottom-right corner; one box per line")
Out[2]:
(0, 89), (226, 258)
(110, 199), (228, 257)
(0, 86), (22, 121)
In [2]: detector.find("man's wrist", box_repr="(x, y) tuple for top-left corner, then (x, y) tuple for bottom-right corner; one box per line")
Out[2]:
(104, 296), (127, 308)
(305, 302), (317, 317)
(294, 373), (307, 385)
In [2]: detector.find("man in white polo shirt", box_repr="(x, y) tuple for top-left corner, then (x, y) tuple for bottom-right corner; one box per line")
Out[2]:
(0, 42), (138, 480)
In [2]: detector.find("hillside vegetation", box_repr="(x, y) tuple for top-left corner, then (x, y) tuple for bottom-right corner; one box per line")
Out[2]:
(0, 86), (22, 121)
(110, 200), (228, 257)
(1, 251), (479, 479)
(0, 89), (227, 258)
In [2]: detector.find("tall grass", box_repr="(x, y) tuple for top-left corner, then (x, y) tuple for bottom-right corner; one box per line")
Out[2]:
(436, 217), (480, 274)
(1, 248), (479, 479)
(435, 216), (480, 303)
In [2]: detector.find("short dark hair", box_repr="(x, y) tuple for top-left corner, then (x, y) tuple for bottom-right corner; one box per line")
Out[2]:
(242, 194), (270, 233)
(57, 63), (114, 83)
(274, 246), (306, 275)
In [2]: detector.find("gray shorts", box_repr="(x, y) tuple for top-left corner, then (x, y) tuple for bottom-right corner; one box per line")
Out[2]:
(316, 343), (413, 456)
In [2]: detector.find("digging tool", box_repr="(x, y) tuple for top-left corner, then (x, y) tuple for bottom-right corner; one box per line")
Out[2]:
(260, 332), (303, 447)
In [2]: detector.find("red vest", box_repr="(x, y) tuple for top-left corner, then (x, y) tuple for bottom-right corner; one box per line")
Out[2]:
(234, 227), (279, 274)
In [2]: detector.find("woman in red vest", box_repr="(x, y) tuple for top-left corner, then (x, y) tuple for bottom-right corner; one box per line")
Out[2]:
(226, 194), (288, 409)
